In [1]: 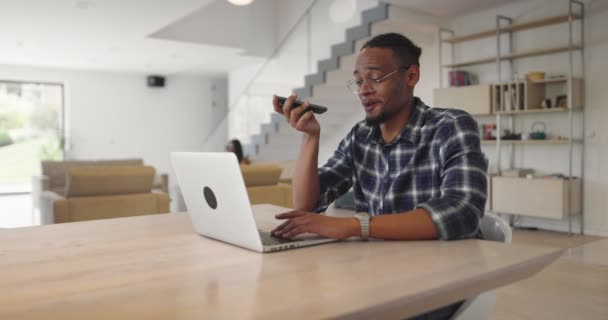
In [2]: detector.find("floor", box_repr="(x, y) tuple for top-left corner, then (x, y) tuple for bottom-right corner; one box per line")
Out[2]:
(491, 229), (607, 320)
(0, 194), (34, 228)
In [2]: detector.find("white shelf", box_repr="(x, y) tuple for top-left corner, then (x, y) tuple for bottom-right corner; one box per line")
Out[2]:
(497, 107), (583, 115)
(443, 45), (582, 68)
(481, 139), (582, 145)
(443, 15), (580, 44)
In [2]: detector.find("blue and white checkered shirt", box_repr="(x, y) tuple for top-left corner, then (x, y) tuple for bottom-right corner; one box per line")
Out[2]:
(314, 97), (488, 240)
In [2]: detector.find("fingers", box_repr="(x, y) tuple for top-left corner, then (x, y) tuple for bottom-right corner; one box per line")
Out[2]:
(281, 94), (298, 119)
(272, 95), (282, 114)
(294, 111), (314, 131)
(272, 218), (308, 238)
(288, 101), (309, 127)
(272, 211), (308, 236)
(283, 226), (305, 238)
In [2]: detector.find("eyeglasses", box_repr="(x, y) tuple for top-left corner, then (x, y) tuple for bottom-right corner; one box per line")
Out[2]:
(346, 66), (410, 95)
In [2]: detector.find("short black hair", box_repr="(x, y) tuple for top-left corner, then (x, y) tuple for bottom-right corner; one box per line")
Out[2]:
(230, 139), (244, 163)
(361, 33), (421, 67)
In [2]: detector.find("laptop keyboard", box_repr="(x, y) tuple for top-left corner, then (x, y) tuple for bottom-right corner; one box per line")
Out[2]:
(258, 229), (296, 246)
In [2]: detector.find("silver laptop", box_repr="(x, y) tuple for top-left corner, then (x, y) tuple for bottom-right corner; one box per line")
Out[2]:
(170, 152), (337, 253)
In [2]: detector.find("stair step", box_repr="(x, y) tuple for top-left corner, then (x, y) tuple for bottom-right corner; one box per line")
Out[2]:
(345, 24), (371, 42)
(276, 122), (343, 135)
(361, 2), (389, 25)
(311, 84), (360, 101)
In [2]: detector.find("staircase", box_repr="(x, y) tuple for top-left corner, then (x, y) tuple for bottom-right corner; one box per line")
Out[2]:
(247, 3), (426, 162)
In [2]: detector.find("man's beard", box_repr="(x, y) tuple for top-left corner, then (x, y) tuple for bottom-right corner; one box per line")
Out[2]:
(365, 112), (390, 126)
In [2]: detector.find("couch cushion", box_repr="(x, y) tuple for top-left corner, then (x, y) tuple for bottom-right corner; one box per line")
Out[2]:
(240, 164), (282, 187)
(42, 160), (97, 189)
(57, 193), (167, 223)
(65, 166), (155, 197)
(42, 159), (144, 189)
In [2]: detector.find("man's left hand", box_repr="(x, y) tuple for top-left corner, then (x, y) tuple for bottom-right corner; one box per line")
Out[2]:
(271, 210), (358, 240)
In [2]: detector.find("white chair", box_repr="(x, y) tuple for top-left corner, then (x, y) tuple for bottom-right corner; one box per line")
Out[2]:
(450, 212), (512, 320)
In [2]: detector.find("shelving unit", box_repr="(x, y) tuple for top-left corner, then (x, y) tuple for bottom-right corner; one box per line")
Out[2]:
(481, 139), (583, 145)
(436, 0), (585, 235)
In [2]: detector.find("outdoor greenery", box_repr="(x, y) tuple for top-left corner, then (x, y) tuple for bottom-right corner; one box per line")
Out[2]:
(0, 131), (12, 147)
(0, 137), (49, 184)
(0, 83), (63, 188)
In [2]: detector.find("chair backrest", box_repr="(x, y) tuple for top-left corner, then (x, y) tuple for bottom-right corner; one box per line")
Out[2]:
(41, 159), (144, 189)
(479, 212), (512, 244)
(450, 213), (512, 320)
(64, 166), (155, 197)
(240, 164), (282, 187)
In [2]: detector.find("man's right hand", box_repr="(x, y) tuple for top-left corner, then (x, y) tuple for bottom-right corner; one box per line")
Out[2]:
(273, 94), (320, 137)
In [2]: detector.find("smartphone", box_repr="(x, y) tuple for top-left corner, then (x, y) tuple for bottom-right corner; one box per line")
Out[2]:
(276, 96), (328, 114)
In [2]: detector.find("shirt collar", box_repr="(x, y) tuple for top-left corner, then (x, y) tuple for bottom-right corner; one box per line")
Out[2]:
(365, 97), (426, 145)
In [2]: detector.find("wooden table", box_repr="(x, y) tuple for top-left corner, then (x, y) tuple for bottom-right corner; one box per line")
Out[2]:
(0, 204), (562, 319)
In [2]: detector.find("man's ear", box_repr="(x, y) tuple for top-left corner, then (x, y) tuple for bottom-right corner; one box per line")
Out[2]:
(406, 65), (420, 87)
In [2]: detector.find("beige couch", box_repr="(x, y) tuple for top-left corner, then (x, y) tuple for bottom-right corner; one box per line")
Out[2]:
(39, 165), (169, 224)
(33, 159), (169, 224)
(241, 164), (293, 208)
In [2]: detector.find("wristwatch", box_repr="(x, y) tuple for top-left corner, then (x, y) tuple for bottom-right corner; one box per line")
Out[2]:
(355, 212), (371, 240)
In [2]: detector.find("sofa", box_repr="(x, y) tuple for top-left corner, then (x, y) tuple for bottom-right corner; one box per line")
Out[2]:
(241, 163), (293, 208)
(39, 165), (169, 224)
(32, 158), (168, 218)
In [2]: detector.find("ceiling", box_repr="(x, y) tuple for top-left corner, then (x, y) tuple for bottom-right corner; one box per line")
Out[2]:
(0, 0), (265, 75)
(0, 0), (516, 76)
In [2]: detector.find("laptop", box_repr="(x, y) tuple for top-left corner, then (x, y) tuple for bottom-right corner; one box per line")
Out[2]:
(170, 152), (337, 253)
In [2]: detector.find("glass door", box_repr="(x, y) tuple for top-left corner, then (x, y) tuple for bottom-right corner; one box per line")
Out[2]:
(0, 80), (65, 194)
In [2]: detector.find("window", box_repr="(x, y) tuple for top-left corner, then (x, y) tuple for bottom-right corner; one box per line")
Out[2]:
(0, 81), (65, 194)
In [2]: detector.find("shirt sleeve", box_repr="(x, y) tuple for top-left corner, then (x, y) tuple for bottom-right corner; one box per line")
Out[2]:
(416, 114), (488, 240)
(312, 129), (356, 213)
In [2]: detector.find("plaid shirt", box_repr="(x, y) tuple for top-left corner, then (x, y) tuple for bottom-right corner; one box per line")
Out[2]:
(314, 97), (488, 240)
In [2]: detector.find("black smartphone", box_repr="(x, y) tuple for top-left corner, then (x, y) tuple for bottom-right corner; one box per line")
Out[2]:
(276, 96), (328, 114)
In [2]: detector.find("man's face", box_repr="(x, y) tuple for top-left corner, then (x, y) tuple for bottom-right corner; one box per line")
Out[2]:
(353, 47), (414, 125)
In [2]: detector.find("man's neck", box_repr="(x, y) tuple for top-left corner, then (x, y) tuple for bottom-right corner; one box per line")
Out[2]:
(380, 99), (413, 144)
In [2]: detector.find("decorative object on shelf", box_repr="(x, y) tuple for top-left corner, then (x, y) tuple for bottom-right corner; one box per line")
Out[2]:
(526, 71), (546, 81)
(541, 98), (552, 109)
(483, 124), (496, 140)
(555, 94), (568, 109)
(501, 131), (522, 140)
(449, 70), (475, 86)
(502, 168), (535, 178)
(529, 121), (547, 140)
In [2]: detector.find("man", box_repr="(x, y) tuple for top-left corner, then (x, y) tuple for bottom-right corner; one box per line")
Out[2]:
(271, 33), (487, 318)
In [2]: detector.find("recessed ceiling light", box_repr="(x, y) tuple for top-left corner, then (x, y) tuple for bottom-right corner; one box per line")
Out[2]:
(227, 0), (254, 6)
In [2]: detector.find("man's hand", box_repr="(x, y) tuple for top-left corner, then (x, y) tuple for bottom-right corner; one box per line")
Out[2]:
(271, 210), (359, 240)
(273, 94), (320, 137)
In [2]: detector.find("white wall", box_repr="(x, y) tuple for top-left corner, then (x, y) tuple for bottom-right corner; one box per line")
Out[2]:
(0, 64), (227, 192)
(446, 0), (608, 236)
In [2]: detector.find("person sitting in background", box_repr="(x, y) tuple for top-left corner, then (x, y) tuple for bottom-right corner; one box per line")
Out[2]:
(226, 139), (250, 165)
